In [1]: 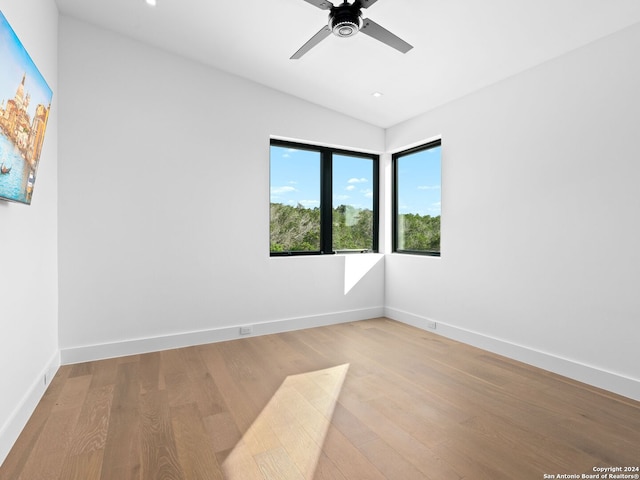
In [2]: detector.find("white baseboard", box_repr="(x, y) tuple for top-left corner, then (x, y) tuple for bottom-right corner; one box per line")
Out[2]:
(61, 307), (385, 365)
(385, 307), (640, 402)
(0, 351), (60, 467)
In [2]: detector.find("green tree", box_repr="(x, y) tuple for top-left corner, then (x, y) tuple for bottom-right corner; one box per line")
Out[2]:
(333, 205), (373, 251)
(271, 203), (375, 252)
(398, 213), (440, 251)
(270, 203), (320, 252)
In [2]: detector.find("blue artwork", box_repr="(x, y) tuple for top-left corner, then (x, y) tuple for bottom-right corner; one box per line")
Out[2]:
(0, 9), (53, 205)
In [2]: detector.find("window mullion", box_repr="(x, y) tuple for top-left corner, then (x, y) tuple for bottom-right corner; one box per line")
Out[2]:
(372, 155), (380, 253)
(392, 154), (399, 252)
(320, 149), (333, 254)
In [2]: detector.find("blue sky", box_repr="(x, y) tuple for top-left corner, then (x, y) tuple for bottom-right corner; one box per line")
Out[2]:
(0, 11), (53, 118)
(396, 145), (441, 216)
(270, 144), (441, 217)
(270, 146), (374, 211)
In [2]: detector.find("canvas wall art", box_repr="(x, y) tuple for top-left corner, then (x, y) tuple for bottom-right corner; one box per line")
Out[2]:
(0, 9), (53, 205)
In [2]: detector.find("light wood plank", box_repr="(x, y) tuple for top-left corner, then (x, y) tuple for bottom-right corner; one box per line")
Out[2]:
(171, 403), (222, 480)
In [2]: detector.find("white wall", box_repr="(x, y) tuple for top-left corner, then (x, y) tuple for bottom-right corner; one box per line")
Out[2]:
(58, 17), (385, 362)
(0, 0), (59, 464)
(385, 23), (640, 400)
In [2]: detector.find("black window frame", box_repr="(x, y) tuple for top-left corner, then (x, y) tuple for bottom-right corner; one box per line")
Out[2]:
(270, 138), (379, 256)
(392, 139), (442, 257)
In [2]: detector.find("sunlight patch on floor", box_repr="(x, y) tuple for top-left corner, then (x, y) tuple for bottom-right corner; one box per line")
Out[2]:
(222, 364), (350, 479)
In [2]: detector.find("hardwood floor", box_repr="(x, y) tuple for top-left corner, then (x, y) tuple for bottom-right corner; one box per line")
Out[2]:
(1, 318), (638, 479)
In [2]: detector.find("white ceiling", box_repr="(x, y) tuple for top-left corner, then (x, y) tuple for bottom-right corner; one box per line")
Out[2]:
(55, 0), (640, 128)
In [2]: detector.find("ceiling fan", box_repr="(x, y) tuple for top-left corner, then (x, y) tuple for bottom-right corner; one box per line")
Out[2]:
(291, 0), (413, 59)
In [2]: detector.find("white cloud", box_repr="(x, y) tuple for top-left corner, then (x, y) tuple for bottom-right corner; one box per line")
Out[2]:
(299, 199), (320, 207)
(282, 148), (298, 159)
(270, 186), (297, 195)
(335, 194), (350, 201)
(418, 185), (441, 190)
(346, 185), (356, 191)
(348, 177), (368, 184)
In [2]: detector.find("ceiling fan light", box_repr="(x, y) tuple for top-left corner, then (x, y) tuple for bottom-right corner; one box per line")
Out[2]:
(334, 21), (359, 37)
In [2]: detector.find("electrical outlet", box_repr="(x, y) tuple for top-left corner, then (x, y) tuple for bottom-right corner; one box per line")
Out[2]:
(239, 325), (253, 335)
(425, 320), (437, 330)
(43, 366), (56, 388)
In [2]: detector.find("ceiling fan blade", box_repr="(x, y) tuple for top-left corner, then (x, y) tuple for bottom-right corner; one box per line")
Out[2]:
(357, 0), (381, 8)
(360, 17), (413, 53)
(290, 25), (332, 59)
(301, 0), (333, 10)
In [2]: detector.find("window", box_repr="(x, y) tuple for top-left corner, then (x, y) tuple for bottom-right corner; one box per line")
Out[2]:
(393, 140), (442, 256)
(270, 139), (378, 255)
(332, 154), (376, 252)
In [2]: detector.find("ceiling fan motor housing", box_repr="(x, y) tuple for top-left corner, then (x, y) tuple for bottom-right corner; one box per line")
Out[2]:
(329, 3), (363, 38)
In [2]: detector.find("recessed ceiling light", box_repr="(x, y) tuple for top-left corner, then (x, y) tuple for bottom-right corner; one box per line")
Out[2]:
(372, 92), (383, 98)
(146, 0), (156, 6)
